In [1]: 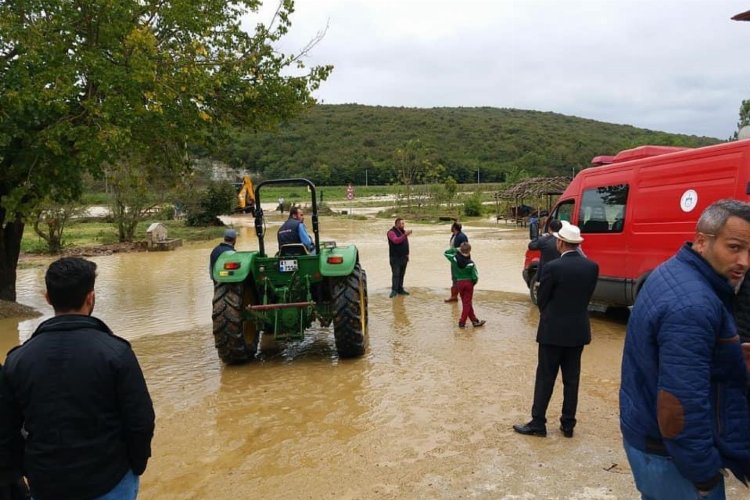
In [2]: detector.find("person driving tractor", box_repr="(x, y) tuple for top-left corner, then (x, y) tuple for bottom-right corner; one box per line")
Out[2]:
(277, 206), (315, 254)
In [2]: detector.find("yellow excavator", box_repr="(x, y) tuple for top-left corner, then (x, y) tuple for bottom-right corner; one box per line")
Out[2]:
(235, 175), (255, 215)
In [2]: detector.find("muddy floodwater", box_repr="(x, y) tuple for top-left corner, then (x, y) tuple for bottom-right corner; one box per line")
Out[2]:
(1, 216), (746, 499)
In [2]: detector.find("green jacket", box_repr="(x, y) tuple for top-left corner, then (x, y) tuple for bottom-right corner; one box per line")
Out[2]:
(444, 248), (478, 284)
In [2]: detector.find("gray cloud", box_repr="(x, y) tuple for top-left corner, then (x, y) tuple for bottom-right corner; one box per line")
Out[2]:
(268, 0), (749, 138)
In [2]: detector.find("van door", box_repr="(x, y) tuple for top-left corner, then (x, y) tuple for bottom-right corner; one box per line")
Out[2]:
(577, 182), (630, 306)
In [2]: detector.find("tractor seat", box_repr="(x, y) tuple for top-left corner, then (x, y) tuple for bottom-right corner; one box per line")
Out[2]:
(278, 244), (309, 257)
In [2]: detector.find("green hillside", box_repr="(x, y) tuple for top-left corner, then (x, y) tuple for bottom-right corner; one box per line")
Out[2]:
(213, 104), (720, 186)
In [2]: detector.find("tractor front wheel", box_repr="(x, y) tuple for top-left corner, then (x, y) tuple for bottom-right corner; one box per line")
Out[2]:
(332, 264), (368, 358)
(212, 282), (259, 364)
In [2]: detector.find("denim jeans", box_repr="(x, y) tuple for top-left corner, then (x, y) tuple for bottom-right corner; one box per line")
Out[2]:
(623, 439), (725, 500)
(94, 469), (140, 500)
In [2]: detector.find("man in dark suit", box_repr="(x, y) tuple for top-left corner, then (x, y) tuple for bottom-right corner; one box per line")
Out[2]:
(513, 221), (599, 438)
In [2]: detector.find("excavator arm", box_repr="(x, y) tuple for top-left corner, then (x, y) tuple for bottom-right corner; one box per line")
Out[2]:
(236, 176), (255, 214)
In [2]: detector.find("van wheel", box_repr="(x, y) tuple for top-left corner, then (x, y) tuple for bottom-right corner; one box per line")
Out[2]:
(529, 270), (539, 305)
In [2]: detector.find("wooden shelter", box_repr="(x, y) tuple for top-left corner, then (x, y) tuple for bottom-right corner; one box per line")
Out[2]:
(494, 176), (570, 224)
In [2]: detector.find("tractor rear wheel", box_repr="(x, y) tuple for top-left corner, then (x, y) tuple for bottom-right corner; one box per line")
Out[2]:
(212, 282), (259, 364)
(332, 264), (368, 358)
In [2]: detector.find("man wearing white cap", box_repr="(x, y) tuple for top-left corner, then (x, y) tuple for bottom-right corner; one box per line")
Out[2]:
(514, 221), (599, 438)
(209, 228), (237, 280)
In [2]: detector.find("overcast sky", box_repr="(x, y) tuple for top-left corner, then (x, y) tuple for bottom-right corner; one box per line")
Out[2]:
(257, 0), (749, 139)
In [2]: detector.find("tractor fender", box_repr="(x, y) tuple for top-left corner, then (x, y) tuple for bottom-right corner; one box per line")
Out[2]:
(319, 245), (358, 277)
(213, 250), (258, 283)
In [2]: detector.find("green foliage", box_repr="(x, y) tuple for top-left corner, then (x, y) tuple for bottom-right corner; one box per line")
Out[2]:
(186, 181), (236, 226)
(443, 177), (458, 208)
(0, 0), (331, 299)
(463, 194), (484, 217)
(213, 105), (720, 186)
(504, 165), (530, 184)
(31, 198), (86, 254)
(157, 205), (176, 221)
(81, 192), (111, 205)
(106, 156), (178, 242)
(394, 139), (435, 208)
(733, 99), (750, 140)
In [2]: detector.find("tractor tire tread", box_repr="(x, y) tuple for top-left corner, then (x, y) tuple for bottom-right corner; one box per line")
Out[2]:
(332, 264), (368, 358)
(212, 283), (257, 364)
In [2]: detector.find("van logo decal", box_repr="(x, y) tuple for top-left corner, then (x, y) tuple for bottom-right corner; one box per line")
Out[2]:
(680, 190), (698, 212)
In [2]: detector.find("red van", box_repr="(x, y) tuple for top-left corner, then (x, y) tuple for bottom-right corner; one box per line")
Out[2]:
(522, 139), (750, 308)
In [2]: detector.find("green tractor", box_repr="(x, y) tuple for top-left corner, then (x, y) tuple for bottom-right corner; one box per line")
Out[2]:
(211, 178), (368, 363)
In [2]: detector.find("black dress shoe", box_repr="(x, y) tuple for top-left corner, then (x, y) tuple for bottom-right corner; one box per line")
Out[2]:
(513, 423), (547, 437)
(560, 425), (574, 438)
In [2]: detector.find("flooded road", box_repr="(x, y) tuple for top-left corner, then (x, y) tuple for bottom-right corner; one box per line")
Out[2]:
(2, 216), (745, 498)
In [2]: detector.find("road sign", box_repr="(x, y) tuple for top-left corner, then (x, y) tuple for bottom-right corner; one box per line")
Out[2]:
(346, 183), (354, 200)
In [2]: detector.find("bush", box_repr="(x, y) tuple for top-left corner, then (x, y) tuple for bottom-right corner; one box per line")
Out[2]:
(463, 194), (483, 217)
(157, 204), (176, 220)
(186, 181), (236, 226)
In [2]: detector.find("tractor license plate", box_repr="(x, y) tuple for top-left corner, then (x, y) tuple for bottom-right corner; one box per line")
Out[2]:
(279, 259), (298, 272)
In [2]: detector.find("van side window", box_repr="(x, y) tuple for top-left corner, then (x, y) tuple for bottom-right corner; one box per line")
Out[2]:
(579, 184), (629, 234)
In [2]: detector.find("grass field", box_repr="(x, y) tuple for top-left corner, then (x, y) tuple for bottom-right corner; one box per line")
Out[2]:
(21, 220), (225, 254)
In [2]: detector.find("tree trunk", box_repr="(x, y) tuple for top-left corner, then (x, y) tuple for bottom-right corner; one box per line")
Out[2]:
(0, 207), (25, 302)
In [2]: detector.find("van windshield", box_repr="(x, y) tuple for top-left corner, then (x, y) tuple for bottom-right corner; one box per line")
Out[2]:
(549, 200), (575, 226)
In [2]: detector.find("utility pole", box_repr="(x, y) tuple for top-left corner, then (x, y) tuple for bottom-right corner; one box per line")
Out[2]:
(365, 169), (368, 187)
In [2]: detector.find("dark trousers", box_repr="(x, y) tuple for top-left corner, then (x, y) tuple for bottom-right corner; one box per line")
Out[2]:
(531, 343), (584, 428)
(390, 256), (408, 293)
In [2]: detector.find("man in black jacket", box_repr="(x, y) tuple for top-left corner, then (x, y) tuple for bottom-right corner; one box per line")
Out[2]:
(0, 257), (155, 500)
(444, 222), (468, 302)
(387, 218), (412, 298)
(209, 228), (237, 280)
(528, 219), (563, 283)
(0, 364), (27, 500)
(514, 222), (599, 438)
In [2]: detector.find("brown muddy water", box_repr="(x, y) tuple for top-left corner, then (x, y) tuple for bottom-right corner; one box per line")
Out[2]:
(1, 216), (746, 499)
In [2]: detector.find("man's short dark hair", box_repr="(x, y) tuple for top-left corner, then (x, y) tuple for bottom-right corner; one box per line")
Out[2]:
(289, 206), (301, 218)
(549, 219), (563, 232)
(451, 222), (462, 232)
(697, 199), (750, 234)
(45, 257), (97, 312)
(394, 217), (403, 225)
